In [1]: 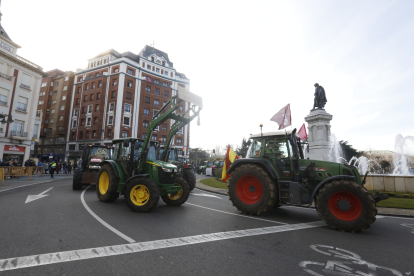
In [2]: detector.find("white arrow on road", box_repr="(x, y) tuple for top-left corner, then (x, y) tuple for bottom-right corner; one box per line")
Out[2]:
(191, 193), (221, 199)
(25, 187), (54, 204)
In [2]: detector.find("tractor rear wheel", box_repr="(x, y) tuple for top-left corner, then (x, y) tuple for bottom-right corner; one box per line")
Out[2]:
(125, 177), (160, 212)
(183, 169), (196, 191)
(228, 164), (277, 215)
(315, 180), (377, 233)
(161, 177), (190, 206)
(96, 164), (119, 202)
(72, 167), (83, 190)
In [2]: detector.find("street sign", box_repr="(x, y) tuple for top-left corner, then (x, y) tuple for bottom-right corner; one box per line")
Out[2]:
(30, 141), (34, 150)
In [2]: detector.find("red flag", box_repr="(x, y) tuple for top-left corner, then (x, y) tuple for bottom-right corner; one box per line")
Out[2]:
(298, 123), (307, 140)
(222, 146), (239, 182)
(270, 104), (291, 130)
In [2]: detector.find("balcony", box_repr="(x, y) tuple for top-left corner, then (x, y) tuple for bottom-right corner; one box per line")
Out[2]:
(16, 107), (27, 112)
(32, 134), (38, 139)
(0, 72), (12, 81)
(10, 130), (28, 140)
(0, 100), (7, 106)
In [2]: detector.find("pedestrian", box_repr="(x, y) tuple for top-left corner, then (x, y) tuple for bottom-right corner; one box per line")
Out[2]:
(24, 159), (30, 167)
(68, 162), (72, 174)
(13, 159), (18, 167)
(38, 160), (42, 168)
(43, 161), (49, 174)
(63, 161), (68, 174)
(50, 160), (57, 178)
(56, 162), (61, 174)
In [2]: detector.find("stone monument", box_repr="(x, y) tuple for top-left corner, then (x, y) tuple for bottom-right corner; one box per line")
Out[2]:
(305, 83), (333, 161)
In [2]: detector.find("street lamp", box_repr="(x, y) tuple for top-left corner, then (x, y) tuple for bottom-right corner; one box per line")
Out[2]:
(0, 113), (14, 124)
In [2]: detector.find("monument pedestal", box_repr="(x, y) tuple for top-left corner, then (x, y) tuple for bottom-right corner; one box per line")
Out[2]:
(304, 109), (333, 161)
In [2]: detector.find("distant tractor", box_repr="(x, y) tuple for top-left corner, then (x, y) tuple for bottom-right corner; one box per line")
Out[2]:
(198, 160), (214, 174)
(211, 159), (224, 176)
(227, 129), (389, 232)
(96, 86), (202, 212)
(73, 145), (113, 190)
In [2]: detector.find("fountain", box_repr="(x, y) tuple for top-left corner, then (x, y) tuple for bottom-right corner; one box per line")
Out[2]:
(392, 134), (414, 175)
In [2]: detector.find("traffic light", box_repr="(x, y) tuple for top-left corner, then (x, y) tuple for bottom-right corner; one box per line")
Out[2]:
(213, 149), (215, 153)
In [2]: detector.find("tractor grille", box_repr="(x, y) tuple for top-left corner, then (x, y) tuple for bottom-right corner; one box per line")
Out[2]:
(158, 167), (176, 184)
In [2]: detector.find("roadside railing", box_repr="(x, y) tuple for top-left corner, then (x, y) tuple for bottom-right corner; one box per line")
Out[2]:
(0, 167), (44, 182)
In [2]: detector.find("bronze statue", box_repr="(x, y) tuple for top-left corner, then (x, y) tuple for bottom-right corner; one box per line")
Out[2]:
(313, 83), (327, 110)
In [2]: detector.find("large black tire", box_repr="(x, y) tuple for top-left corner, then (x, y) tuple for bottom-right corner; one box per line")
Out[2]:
(202, 168), (206, 175)
(315, 180), (377, 233)
(228, 164), (277, 215)
(125, 177), (160, 212)
(161, 177), (190, 206)
(72, 167), (83, 190)
(183, 169), (196, 191)
(96, 164), (119, 203)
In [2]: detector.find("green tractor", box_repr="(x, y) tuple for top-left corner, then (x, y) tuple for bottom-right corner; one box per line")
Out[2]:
(227, 129), (389, 232)
(197, 160), (214, 174)
(96, 86), (202, 212)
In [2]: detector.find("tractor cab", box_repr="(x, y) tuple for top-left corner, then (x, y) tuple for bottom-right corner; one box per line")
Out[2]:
(81, 145), (113, 171)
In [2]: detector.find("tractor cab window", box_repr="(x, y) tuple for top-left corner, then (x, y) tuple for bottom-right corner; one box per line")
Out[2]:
(264, 137), (291, 178)
(133, 141), (144, 168)
(249, 138), (264, 158)
(147, 144), (157, 160)
(90, 147), (110, 160)
(168, 150), (177, 161)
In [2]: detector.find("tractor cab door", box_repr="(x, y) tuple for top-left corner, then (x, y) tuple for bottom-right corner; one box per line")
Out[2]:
(263, 137), (292, 179)
(81, 147), (91, 169)
(113, 142), (133, 178)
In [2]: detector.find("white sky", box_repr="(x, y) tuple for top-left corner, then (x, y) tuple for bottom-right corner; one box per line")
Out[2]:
(3, 0), (414, 152)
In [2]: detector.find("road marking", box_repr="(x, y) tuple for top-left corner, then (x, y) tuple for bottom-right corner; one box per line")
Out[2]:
(25, 187), (53, 203)
(0, 180), (54, 194)
(194, 188), (228, 198)
(191, 193), (222, 199)
(185, 202), (289, 225)
(80, 186), (136, 243)
(0, 221), (325, 272)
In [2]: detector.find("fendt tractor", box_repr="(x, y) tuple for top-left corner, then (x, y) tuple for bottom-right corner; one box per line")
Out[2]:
(96, 86), (202, 212)
(227, 129), (389, 232)
(73, 145), (113, 190)
(159, 114), (199, 191)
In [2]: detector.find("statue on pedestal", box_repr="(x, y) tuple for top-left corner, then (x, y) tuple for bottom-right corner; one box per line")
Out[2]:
(313, 83), (327, 110)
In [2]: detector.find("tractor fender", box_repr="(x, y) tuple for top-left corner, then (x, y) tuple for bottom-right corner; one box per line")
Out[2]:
(184, 164), (193, 169)
(121, 174), (150, 194)
(101, 160), (120, 179)
(226, 159), (278, 180)
(308, 175), (356, 205)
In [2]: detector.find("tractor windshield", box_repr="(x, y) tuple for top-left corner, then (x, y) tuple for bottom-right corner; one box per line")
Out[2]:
(90, 147), (110, 160)
(249, 138), (264, 158)
(263, 136), (291, 178)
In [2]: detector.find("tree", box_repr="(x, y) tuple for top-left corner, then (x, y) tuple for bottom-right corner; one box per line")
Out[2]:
(379, 160), (391, 173)
(236, 138), (252, 158)
(339, 140), (362, 161)
(188, 148), (209, 167)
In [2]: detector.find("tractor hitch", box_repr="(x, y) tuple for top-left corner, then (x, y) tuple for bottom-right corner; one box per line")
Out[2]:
(372, 191), (389, 203)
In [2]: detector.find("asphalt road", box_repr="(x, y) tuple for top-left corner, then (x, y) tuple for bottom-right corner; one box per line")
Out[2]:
(0, 176), (413, 275)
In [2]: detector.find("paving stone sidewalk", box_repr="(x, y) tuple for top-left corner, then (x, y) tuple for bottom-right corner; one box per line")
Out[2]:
(195, 180), (414, 218)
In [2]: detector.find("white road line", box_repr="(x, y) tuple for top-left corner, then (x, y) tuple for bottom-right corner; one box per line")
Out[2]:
(0, 221), (325, 272)
(185, 202), (289, 225)
(0, 180), (54, 193)
(80, 186), (136, 243)
(194, 187), (228, 198)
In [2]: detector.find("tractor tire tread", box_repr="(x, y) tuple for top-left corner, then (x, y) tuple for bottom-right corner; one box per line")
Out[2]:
(161, 177), (190, 206)
(72, 167), (83, 190)
(96, 164), (119, 203)
(183, 169), (197, 191)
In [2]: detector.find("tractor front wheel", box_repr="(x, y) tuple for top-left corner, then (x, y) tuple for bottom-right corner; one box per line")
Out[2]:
(96, 164), (119, 202)
(125, 178), (160, 212)
(161, 178), (190, 206)
(315, 180), (377, 233)
(228, 164), (277, 215)
(183, 169), (196, 191)
(72, 167), (83, 190)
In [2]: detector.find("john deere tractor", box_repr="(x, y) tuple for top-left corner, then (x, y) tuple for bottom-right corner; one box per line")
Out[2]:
(198, 160), (214, 174)
(73, 145), (113, 190)
(96, 86), (202, 212)
(227, 129), (389, 232)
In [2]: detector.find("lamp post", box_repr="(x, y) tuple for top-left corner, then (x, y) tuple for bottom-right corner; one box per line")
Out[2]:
(0, 113), (14, 125)
(260, 124), (263, 136)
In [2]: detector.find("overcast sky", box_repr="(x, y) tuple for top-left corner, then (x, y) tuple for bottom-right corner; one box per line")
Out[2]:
(3, 0), (414, 154)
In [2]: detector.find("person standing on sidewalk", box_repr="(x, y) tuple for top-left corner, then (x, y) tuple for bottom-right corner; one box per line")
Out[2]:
(63, 161), (68, 174)
(43, 161), (49, 174)
(68, 162), (72, 174)
(50, 160), (57, 178)
(56, 162), (61, 174)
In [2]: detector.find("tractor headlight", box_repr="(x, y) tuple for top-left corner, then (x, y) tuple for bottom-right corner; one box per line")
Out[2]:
(162, 168), (173, 172)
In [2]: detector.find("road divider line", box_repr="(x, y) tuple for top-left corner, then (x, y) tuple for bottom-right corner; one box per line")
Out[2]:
(0, 180), (54, 193)
(80, 186), (136, 243)
(185, 202), (289, 225)
(0, 221), (325, 272)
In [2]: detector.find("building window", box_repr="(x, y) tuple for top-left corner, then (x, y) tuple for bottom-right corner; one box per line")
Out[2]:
(82, 107), (86, 114)
(49, 91), (52, 95)
(51, 109), (55, 114)
(151, 57), (154, 62)
(94, 117), (98, 125)
(142, 133), (146, 139)
(154, 100), (159, 106)
(114, 68), (119, 73)
(63, 86), (68, 91)
(72, 120), (77, 128)
(46, 109), (50, 114)
(85, 84), (89, 90)
(81, 119), (85, 126)
(164, 71), (168, 76)
(108, 129), (112, 138)
(38, 100), (44, 105)
(86, 117), (92, 126)
(161, 135), (167, 142)
(111, 91), (116, 98)
(74, 109), (78, 116)
(152, 134), (157, 141)
(79, 131), (83, 139)
(98, 81), (102, 87)
(124, 104), (131, 113)
(57, 126), (62, 132)
(153, 109), (159, 117)
(84, 95), (88, 102)
(64, 76), (69, 81)
(145, 97), (150, 104)
(122, 130), (128, 138)
(164, 91), (169, 97)
(59, 115), (63, 121)
(146, 86), (151, 92)
(51, 99), (55, 104)
(162, 124), (167, 130)
(88, 105), (93, 114)
(97, 93), (100, 99)
(41, 83), (46, 87)
(144, 109), (149, 116)
(163, 82), (168, 86)
(77, 87), (81, 94)
(176, 137), (182, 144)
(155, 88), (160, 95)
(162, 61), (166, 66)
(154, 79), (159, 84)
(108, 115), (114, 125)
(127, 81), (132, 88)
(113, 79), (117, 86)
(61, 95), (66, 101)
(93, 130), (97, 138)
(50, 118), (54, 123)
(95, 104), (99, 112)
(147, 65), (151, 70)
(48, 128), (52, 134)
(86, 131), (90, 138)
(40, 91), (45, 96)
(92, 83), (96, 89)
(71, 133), (75, 140)
(60, 105), (65, 110)
(123, 116), (130, 126)
(143, 120), (148, 127)
(76, 98), (80, 105)
(127, 69), (134, 75)
(179, 106), (183, 112)
(126, 92), (131, 100)
(109, 103), (115, 112)
(156, 68), (160, 73)
(177, 127), (182, 133)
